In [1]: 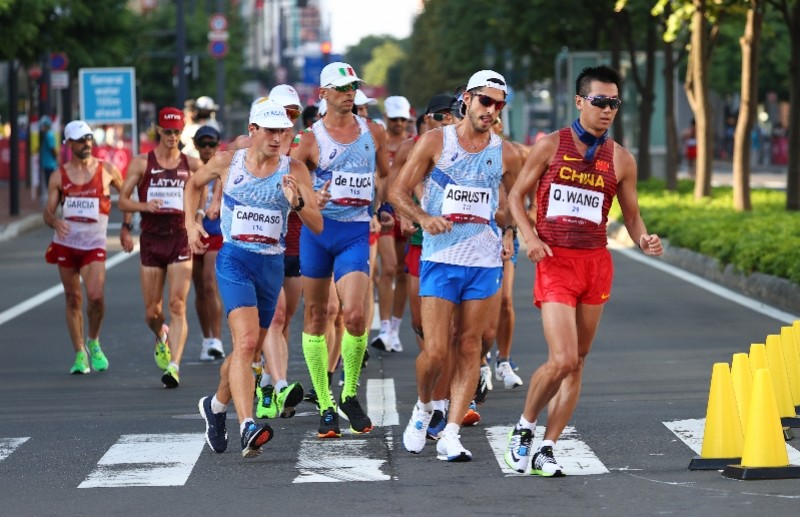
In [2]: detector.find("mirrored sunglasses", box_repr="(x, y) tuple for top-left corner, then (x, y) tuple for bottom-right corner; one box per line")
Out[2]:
(474, 94), (507, 111)
(582, 95), (622, 109)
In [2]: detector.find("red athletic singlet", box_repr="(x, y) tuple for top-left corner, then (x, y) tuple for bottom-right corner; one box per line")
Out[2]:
(535, 128), (617, 249)
(138, 151), (190, 235)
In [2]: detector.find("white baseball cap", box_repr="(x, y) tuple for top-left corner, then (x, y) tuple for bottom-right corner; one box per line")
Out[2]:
(63, 120), (93, 143)
(268, 84), (302, 109)
(195, 95), (218, 111)
(384, 96), (411, 119)
(354, 90), (377, 106)
(249, 99), (293, 129)
(317, 99), (327, 116)
(466, 70), (508, 94)
(320, 61), (362, 88)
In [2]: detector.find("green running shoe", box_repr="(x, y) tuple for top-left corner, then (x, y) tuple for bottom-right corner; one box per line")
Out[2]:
(256, 384), (277, 419)
(161, 364), (180, 388)
(276, 382), (304, 418)
(70, 350), (90, 375)
(87, 340), (108, 371)
(154, 324), (171, 370)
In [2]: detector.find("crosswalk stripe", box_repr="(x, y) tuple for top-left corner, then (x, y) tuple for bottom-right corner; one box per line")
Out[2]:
(366, 378), (399, 427)
(663, 418), (800, 464)
(293, 436), (391, 483)
(0, 437), (29, 462)
(78, 433), (205, 488)
(487, 425), (610, 476)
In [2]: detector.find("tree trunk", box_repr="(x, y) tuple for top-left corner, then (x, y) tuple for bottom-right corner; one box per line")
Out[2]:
(732, 1), (764, 212)
(786, 0), (800, 211)
(688, 0), (713, 200)
(636, 20), (657, 181)
(611, 11), (625, 146)
(664, 35), (679, 191)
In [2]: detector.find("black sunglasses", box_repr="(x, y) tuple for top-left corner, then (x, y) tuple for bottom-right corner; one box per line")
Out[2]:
(196, 141), (218, 149)
(582, 95), (622, 110)
(71, 135), (93, 143)
(161, 128), (181, 136)
(388, 117), (408, 123)
(473, 94), (507, 111)
(428, 112), (450, 122)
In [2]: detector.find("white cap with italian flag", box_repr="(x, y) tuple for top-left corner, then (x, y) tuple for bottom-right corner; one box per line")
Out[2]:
(320, 62), (362, 88)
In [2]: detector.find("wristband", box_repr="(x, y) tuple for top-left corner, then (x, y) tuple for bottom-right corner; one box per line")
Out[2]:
(122, 222), (133, 231)
(196, 208), (206, 218)
(291, 196), (304, 212)
(377, 202), (394, 216)
(503, 225), (517, 239)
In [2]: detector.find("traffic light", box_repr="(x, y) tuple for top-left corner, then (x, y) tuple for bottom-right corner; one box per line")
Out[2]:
(184, 55), (199, 80)
(321, 41), (331, 64)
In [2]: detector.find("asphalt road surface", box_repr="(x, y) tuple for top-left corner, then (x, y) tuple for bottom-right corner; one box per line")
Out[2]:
(1, 220), (799, 517)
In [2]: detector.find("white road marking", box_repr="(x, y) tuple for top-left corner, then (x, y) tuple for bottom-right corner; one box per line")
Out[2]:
(609, 241), (798, 324)
(664, 418), (800, 463)
(367, 378), (399, 427)
(0, 437), (29, 462)
(0, 246), (139, 327)
(487, 425), (609, 476)
(293, 437), (390, 483)
(78, 433), (205, 488)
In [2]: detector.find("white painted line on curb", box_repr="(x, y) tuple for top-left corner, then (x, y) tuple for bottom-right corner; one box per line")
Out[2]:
(487, 425), (609, 476)
(0, 437), (30, 462)
(664, 418), (800, 464)
(0, 246), (139, 327)
(609, 241), (799, 324)
(79, 433), (205, 488)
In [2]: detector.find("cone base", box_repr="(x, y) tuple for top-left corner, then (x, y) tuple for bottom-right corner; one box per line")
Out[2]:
(780, 417), (800, 428)
(721, 464), (800, 480)
(689, 457), (741, 470)
(783, 427), (795, 441)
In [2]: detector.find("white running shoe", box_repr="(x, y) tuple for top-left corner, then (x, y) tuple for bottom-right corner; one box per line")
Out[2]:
(200, 338), (225, 361)
(531, 441), (565, 477)
(403, 404), (433, 453)
(481, 364), (493, 392)
(495, 361), (523, 389)
(436, 429), (472, 462)
(504, 426), (534, 473)
(389, 332), (403, 352)
(370, 332), (392, 352)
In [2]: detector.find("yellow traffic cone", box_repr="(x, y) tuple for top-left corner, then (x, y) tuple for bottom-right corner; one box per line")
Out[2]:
(749, 343), (768, 371)
(722, 368), (800, 479)
(730, 353), (752, 433)
(781, 326), (800, 408)
(765, 334), (800, 428)
(689, 363), (743, 470)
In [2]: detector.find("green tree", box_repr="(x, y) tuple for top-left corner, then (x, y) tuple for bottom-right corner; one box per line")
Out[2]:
(362, 41), (406, 88)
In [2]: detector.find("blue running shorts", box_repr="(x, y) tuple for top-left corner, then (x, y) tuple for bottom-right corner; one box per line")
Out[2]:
(216, 244), (283, 328)
(419, 260), (502, 304)
(300, 217), (369, 281)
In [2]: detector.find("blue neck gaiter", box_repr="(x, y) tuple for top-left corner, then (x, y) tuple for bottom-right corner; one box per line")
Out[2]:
(571, 119), (608, 162)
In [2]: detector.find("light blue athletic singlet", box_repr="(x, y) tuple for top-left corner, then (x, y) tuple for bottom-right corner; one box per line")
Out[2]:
(311, 115), (376, 223)
(421, 124), (504, 268)
(221, 150), (291, 255)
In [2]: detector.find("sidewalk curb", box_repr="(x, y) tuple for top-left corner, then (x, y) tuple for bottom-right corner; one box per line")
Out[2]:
(0, 215), (45, 243)
(608, 221), (800, 315)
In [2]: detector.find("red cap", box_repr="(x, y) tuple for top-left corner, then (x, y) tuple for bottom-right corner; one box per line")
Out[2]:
(158, 107), (184, 130)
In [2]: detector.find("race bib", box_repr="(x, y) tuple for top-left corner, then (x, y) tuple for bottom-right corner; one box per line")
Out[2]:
(441, 184), (491, 224)
(63, 196), (99, 222)
(329, 171), (373, 206)
(546, 183), (603, 224)
(148, 187), (184, 213)
(231, 205), (282, 244)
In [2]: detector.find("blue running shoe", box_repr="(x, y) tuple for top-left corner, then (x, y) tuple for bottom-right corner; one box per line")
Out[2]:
(426, 409), (446, 440)
(198, 396), (227, 453)
(241, 421), (273, 458)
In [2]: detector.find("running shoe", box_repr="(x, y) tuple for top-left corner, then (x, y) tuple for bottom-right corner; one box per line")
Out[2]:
(369, 332), (392, 352)
(256, 384), (277, 419)
(87, 340), (108, 371)
(389, 332), (403, 352)
(199, 338), (225, 361)
(509, 358), (519, 371)
(403, 403), (433, 453)
(154, 324), (170, 370)
(531, 442), (565, 477)
(198, 396), (228, 453)
(241, 421), (273, 458)
(318, 407), (342, 438)
(305, 387), (318, 407)
(461, 400), (481, 426)
(276, 382), (304, 418)
(436, 429), (472, 462)
(426, 409), (446, 440)
(70, 350), (90, 375)
(161, 364), (180, 388)
(475, 367), (490, 404)
(339, 395), (373, 433)
(504, 426), (534, 473)
(496, 361), (523, 389)
(362, 349), (369, 368)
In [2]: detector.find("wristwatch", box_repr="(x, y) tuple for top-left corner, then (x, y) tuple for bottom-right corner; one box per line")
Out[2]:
(122, 222), (133, 231)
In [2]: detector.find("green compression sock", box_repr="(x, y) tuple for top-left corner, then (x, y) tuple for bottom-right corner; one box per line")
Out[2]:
(302, 332), (333, 411)
(341, 330), (367, 399)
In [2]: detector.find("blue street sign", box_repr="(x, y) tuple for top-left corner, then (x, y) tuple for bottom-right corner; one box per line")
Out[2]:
(303, 54), (345, 86)
(78, 68), (136, 124)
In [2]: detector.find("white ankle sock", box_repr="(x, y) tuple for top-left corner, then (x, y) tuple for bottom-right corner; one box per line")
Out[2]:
(275, 379), (288, 392)
(518, 415), (536, 431)
(419, 399), (434, 412)
(390, 316), (402, 334)
(210, 395), (227, 414)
